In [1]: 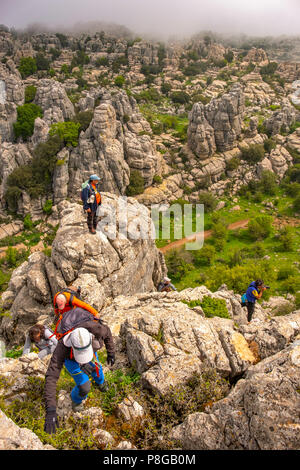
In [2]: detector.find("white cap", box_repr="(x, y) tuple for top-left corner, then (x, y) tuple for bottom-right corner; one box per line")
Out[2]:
(63, 328), (93, 364)
(163, 276), (171, 282)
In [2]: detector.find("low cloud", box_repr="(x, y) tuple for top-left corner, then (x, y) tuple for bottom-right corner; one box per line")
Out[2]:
(1, 0), (300, 38)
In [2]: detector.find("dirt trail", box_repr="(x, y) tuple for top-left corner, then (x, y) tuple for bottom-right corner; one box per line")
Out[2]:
(159, 219), (250, 254)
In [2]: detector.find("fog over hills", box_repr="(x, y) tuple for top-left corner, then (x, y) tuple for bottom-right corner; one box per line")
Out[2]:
(1, 0), (300, 39)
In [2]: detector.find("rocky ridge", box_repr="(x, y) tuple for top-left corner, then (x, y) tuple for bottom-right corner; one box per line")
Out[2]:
(0, 285), (299, 450)
(0, 196), (165, 346)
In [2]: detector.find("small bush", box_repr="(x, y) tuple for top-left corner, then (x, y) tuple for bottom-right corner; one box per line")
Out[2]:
(42, 199), (53, 215)
(226, 157), (240, 172)
(152, 175), (162, 185)
(198, 191), (218, 213)
(277, 265), (297, 281)
(200, 296), (230, 319)
(35, 53), (50, 71)
(24, 85), (37, 103)
(170, 91), (190, 105)
(161, 82), (172, 95)
(248, 215), (272, 241)
(126, 170), (145, 196)
(211, 222), (228, 251)
(114, 75), (125, 88)
(96, 56), (109, 67)
(13, 103), (43, 140)
(278, 226), (294, 251)
(259, 170), (277, 195)
(74, 110), (94, 132)
(293, 195), (300, 213)
(18, 56), (37, 78)
(165, 250), (192, 281)
(193, 244), (216, 266)
(280, 275), (300, 294)
(23, 214), (34, 230)
(49, 121), (80, 147)
(240, 144), (265, 164)
(263, 138), (276, 153)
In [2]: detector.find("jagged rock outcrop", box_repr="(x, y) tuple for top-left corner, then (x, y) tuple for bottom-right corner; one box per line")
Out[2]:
(1, 282), (299, 450)
(0, 409), (54, 450)
(188, 84), (245, 159)
(34, 79), (75, 124)
(0, 142), (32, 206)
(286, 128), (300, 154)
(0, 196), (165, 346)
(264, 100), (298, 136)
(0, 63), (24, 142)
(98, 287), (300, 399)
(243, 48), (269, 65)
(169, 336), (300, 450)
(74, 89), (160, 192)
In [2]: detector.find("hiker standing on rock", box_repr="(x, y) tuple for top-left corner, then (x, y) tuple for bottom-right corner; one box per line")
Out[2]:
(243, 279), (268, 322)
(81, 174), (102, 235)
(44, 320), (115, 434)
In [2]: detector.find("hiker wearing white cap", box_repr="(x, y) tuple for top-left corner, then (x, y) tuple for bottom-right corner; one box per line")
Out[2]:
(44, 320), (115, 434)
(81, 174), (102, 234)
(157, 276), (177, 293)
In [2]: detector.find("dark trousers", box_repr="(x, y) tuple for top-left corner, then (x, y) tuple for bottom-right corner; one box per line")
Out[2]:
(246, 302), (255, 322)
(87, 211), (98, 231)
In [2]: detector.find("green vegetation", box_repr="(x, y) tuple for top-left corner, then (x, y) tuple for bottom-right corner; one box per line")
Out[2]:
(74, 110), (94, 132)
(5, 134), (63, 209)
(96, 56), (109, 67)
(182, 296), (230, 319)
(160, 186), (300, 296)
(240, 144), (265, 164)
(247, 215), (273, 241)
(24, 85), (37, 103)
(226, 157), (240, 171)
(0, 365), (229, 450)
(71, 50), (90, 68)
(18, 56), (37, 78)
(49, 121), (81, 147)
(114, 75), (125, 88)
(35, 53), (50, 71)
(13, 103), (43, 140)
(170, 91), (190, 105)
(126, 170), (145, 196)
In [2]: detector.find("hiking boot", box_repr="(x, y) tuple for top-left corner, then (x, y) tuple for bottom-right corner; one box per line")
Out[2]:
(71, 401), (84, 412)
(97, 380), (108, 392)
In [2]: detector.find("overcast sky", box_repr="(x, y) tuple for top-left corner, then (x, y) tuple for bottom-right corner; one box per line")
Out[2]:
(1, 0), (300, 38)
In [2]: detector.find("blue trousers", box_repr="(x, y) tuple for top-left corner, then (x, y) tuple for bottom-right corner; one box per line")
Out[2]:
(64, 352), (104, 404)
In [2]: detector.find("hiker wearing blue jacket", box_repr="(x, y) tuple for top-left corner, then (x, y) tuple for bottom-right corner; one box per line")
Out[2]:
(81, 174), (102, 234)
(245, 279), (267, 322)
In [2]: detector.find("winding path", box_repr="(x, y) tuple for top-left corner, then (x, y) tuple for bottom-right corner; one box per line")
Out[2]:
(159, 218), (250, 254)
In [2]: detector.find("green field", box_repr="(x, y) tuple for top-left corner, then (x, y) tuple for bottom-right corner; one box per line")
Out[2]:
(156, 191), (300, 298)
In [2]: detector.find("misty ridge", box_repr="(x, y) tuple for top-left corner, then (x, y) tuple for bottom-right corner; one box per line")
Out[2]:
(1, 19), (300, 52)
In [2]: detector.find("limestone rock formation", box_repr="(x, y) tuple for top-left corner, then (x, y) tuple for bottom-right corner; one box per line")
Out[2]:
(0, 409), (54, 450)
(188, 84), (245, 159)
(0, 63), (24, 142)
(0, 196), (165, 346)
(264, 100), (298, 136)
(169, 337), (300, 450)
(243, 48), (269, 65)
(0, 142), (32, 206)
(34, 79), (75, 124)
